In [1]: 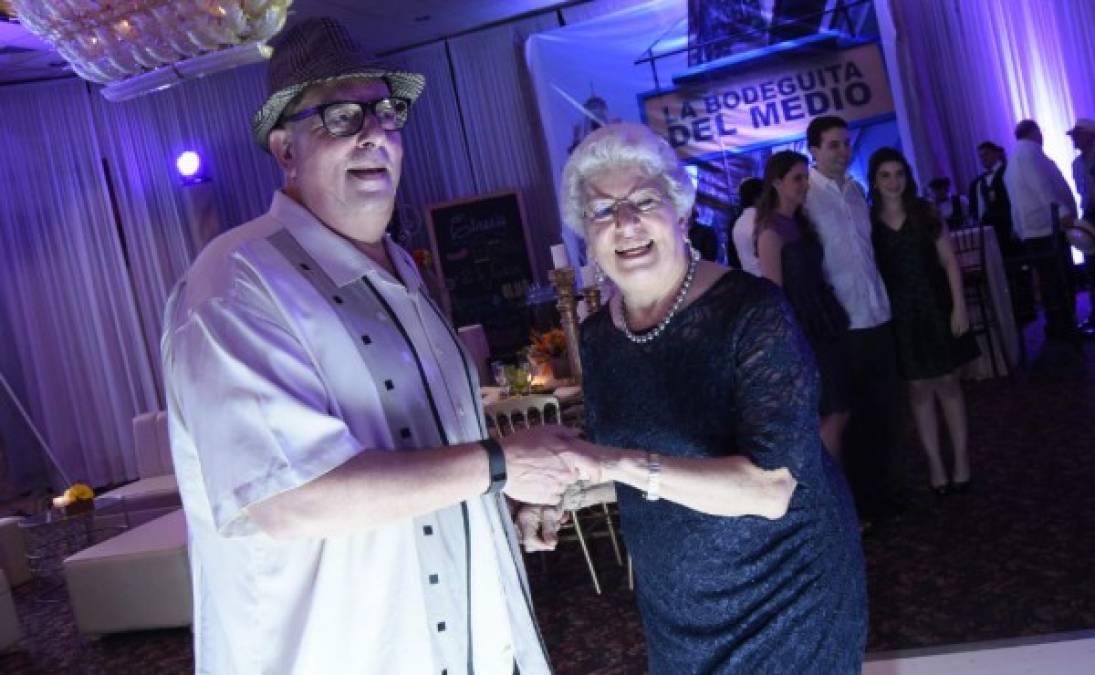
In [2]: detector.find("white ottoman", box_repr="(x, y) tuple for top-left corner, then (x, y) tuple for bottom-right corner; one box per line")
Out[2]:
(0, 517), (30, 587)
(63, 509), (191, 636)
(96, 474), (182, 530)
(0, 569), (22, 651)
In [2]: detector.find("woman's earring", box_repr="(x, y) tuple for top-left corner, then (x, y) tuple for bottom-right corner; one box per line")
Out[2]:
(593, 263), (606, 285)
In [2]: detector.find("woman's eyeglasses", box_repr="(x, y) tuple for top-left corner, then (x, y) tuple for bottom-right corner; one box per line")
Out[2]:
(583, 188), (666, 225)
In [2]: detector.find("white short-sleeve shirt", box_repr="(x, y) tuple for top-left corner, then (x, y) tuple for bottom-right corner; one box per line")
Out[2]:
(162, 192), (550, 675)
(1004, 139), (1077, 240)
(731, 207), (760, 276)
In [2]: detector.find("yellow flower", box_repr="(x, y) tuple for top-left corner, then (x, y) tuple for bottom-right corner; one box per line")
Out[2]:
(66, 483), (95, 501)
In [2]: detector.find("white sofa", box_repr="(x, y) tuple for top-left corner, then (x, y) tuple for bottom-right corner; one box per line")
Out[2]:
(0, 517), (30, 588)
(97, 411), (180, 529)
(0, 569), (22, 651)
(63, 509), (190, 636)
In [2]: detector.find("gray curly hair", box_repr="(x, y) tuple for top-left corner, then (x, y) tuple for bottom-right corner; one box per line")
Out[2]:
(559, 122), (696, 237)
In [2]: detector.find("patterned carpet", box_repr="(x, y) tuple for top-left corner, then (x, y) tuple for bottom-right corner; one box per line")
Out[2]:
(1, 322), (1093, 674)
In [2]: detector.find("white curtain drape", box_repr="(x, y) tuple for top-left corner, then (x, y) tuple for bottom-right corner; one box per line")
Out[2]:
(447, 13), (563, 280)
(92, 63), (281, 385)
(883, 0), (1095, 194)
(0, 79), (159, 489)
(561, 0), (655, 25)
(390, 42), (478, 252)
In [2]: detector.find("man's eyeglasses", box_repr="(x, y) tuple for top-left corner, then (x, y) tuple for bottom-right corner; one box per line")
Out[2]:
(583, 187), (666, 225)
(282, 97), (411, 136)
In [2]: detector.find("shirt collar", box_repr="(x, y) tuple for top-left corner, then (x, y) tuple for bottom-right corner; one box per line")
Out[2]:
(809, 166), (848, 193)
(267, 191), (405, 289)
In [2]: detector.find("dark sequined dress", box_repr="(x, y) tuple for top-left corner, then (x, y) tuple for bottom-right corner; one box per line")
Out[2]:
(580, 272), (867, 674)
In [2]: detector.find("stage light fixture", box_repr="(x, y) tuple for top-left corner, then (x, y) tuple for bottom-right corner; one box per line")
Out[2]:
(176, 150), (207, 184)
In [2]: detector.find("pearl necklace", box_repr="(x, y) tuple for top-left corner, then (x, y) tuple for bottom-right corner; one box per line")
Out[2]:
(620, 248), (699, 344)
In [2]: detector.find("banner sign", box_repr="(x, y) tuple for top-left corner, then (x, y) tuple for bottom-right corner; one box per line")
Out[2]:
(641, 42), (894, 161)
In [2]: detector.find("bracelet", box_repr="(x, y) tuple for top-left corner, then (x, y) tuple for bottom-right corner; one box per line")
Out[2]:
(480, 438), (507, 494)
(643, 452), (662, 502)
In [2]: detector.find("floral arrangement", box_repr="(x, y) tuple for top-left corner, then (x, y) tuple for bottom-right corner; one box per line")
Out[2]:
(529, 328), (567, 358)
(52, 483), (96, 513)
(411, 248), (433, 270)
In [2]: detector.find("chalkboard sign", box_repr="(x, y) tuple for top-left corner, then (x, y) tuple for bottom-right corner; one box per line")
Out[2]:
(427, 191), (535, 356)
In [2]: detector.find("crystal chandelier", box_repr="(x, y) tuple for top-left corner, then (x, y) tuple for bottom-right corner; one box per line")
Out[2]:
(11, 1), (292, 100)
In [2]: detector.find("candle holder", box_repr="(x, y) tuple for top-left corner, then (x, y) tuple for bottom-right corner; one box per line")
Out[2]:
(549, 267), (582, 384)
(582, 285), (602, 315)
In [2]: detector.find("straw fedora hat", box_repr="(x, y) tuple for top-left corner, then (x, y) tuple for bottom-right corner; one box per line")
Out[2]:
(251, 17), (425, 151)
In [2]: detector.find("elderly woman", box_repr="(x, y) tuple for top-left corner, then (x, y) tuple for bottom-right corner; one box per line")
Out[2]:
(521, 123), (866, 673)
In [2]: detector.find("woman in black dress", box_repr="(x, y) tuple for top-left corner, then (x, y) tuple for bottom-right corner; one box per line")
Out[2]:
(754, 150), (853, 458)
(518, 123), (866, 673)
(868, 147), (976, 494)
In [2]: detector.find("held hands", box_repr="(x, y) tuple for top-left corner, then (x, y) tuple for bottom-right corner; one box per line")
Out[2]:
(516, 504), (569, 551)
(506, 435), (618, 552)
(499, 426), (582, 505)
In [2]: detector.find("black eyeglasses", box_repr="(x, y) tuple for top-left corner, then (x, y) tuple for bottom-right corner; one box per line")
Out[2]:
(282, 97), (411, 136)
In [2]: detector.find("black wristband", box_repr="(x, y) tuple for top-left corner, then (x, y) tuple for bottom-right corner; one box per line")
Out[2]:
(480, 438), (507, 494)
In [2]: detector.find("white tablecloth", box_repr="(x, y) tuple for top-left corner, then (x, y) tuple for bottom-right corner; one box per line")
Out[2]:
(950, 226), (1019, 379)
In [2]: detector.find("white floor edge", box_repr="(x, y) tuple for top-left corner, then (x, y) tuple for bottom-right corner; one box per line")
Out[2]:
(863, 630), (1095, 674)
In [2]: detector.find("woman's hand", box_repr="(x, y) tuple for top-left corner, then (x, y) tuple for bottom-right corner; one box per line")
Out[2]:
(951, 303), (970, 336)
(515, 504), (568, 552)
(558, 438), (616, 484)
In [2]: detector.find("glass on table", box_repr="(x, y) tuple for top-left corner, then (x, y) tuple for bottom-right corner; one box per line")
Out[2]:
(505, 364), (533, 396)
(490, 360), (510, 396)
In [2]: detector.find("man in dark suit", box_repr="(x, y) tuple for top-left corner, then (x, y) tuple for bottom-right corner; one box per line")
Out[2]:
(968, 141), (1035, 323)
(969, 142), (1016, 251)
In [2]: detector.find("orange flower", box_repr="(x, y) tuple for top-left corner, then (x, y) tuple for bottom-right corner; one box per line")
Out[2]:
(530, 328), (567, 357)
(411, 248), (432, 269)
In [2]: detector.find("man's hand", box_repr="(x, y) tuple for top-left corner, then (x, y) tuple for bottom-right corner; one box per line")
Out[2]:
(499, 426), (581, 505)
(515, 504), (568, 551)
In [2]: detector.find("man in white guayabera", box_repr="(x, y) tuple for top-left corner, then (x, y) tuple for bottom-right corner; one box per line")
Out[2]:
(162, 17), (579, 675)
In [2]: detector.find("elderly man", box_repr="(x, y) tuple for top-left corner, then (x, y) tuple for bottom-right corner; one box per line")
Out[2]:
(1069, 118), (1095, 218)
(162, 18), (573, 674)
(1067, 118), (1095, 330)
(1004, 119), (1079, 340)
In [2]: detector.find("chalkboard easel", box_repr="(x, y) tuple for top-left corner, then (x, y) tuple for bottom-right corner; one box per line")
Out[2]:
(426, 191), (536, 356)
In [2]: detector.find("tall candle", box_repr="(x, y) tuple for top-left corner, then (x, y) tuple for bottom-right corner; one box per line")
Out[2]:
(580, 264), (595, 288)
(550, 244), (570, 269)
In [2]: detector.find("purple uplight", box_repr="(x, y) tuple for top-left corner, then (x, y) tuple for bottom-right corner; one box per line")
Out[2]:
(175, 151), (202, 178)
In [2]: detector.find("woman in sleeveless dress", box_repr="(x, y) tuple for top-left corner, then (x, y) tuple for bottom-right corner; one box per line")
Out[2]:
(754, 150), (853, 458)
(868, 147), (978, 495)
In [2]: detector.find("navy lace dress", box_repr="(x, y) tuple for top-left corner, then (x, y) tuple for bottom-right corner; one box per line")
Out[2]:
(581, 272), (867, 674)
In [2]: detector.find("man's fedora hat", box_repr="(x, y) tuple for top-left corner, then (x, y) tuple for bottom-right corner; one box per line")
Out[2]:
(251, 17), (425, 150)
(1066, 118), (1095, 136)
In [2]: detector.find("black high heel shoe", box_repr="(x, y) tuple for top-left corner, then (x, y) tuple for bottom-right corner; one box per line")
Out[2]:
(952, 479), (972, 495)
(931, 483), (951, 497)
